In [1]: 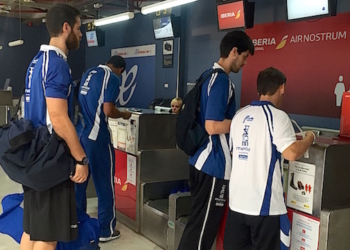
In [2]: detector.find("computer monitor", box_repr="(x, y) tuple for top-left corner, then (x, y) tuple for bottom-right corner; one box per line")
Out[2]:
(86, 30), (105, 47)
(216, 0), (255, 30)
(153, 16), (174, 39)
(217, 1), (246, 30)
(286, 0), (337, 21)
(86, 30), (98, 47)
(154, 106), (172, 114)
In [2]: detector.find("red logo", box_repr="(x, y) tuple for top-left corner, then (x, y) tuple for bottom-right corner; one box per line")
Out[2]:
(302, 238), (305, 242)
(302, 229), (306, 234)
(217, 1), (245, 30)
(300, 247), (305, 250)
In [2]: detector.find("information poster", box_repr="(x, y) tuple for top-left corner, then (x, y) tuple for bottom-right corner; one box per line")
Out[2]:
(287, 161), (316, 214)
(291, 212), (320, 250)
(127, 154), (136, 186)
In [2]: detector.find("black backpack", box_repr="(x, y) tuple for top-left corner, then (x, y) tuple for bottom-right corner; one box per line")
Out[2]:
(176, 68), (225, 156)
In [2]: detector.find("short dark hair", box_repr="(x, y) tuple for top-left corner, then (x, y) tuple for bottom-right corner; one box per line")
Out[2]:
(220, 30), (255, 58)
(46, 4), (80, 37)
(257, 67), (287, 96)
(107, 56), (126, 69)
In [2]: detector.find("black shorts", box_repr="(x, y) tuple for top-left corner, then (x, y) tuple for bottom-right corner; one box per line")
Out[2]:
(23, 179), (78, 242)
(224, 210), (280, 250)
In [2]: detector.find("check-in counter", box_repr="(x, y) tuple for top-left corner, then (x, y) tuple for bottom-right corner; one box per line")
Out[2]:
(214, 130), (350, 250)
(109, 108), (189, 246)
(167, 192), (192, 250)
(284, 136), (350, 250)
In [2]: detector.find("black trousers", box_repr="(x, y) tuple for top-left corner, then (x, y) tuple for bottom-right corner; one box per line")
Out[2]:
(178, 165), (228, 250)
(224, 210), (280, 250)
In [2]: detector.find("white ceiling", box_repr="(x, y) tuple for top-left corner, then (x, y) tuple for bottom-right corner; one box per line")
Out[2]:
(0, 0), (160, 24)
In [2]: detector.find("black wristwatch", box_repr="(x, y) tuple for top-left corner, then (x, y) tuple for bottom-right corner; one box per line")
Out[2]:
(76, 156), (89, 165)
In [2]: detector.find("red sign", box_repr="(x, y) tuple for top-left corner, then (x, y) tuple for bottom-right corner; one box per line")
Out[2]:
(241, 13), (350, 118)
(217, 1), (245, 30)
(114, 149), (137, 221)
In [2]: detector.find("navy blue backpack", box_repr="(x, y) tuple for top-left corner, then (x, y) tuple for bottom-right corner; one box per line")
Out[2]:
(0, 119), (75, 191)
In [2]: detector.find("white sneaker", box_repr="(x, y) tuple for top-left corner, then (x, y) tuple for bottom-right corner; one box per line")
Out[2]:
(99, 230), (121, 242)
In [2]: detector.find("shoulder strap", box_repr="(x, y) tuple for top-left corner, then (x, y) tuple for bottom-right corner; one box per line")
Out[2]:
(11, 86), (25, 122)
(196, 68), (226, 88)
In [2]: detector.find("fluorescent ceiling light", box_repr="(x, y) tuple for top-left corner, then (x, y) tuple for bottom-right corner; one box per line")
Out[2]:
(141, 0), (198, 15)
(10, 2), (24, 48)
(8, 40), (24, 47)
(94, 12), (134, 26)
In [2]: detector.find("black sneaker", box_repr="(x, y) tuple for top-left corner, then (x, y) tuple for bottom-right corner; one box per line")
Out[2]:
(99, 230), (121, 242)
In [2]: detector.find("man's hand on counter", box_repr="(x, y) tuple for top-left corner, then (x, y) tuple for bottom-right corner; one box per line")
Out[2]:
(122, 111), (132, 120)
(305, 130), (317, 144)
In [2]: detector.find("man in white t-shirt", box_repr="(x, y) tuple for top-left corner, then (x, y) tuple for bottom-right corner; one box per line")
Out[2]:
(224, 67), (315, 250)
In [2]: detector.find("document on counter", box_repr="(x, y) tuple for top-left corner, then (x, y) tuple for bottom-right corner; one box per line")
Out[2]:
(117, 124), (126, 150)
(127, 154), (136, 186)
(291, 212), (320, 250)
(287, 161), (316, 215)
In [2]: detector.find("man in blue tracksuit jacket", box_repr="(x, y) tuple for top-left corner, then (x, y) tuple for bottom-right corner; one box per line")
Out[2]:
(75, 56), (131, 242)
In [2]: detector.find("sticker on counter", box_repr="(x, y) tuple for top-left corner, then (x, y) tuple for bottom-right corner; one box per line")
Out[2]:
(108, 119), (118, 148)
(117, 124), (126, 150)
(287, 161), (316, 215)
(290, 212), (320, 250)
(126, 119), (137, 154)
(127, 154), (136, 186)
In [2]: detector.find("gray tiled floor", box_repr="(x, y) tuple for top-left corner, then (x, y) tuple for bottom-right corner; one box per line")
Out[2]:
(0, 167), (162, 250)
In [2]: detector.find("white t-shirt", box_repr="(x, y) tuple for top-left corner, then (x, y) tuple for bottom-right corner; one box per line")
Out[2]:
(229, 101), (296, 216)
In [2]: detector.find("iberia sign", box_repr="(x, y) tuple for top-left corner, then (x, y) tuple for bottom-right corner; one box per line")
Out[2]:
(241, 14), (350, 118)
(217, 1), (245, 30)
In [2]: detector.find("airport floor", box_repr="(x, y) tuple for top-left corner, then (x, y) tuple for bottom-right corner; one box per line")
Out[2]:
(0, 167), (162, 250)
